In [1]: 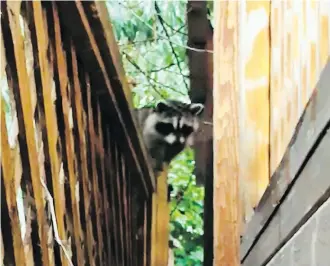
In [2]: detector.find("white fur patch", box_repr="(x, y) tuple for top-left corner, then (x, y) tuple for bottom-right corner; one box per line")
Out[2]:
(164, 133), (176, 144)
(144, 113), (158, 134)
(193, 119), (199, 131)
(187, 135), (194, 146)
(179, 117), (193, 128)
(173, 116), (179, 129)
(180, 136), (185, 143)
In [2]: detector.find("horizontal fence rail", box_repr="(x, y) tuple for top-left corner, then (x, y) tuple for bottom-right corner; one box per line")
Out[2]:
(1, 1), (155, 265)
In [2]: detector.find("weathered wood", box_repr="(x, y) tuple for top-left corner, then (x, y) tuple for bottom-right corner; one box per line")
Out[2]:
(56, 1), (155, 195)
(69, 39), (98, 266)
(243, 128), (330, 266)
(241, 60), (330, 260)
(31, 2), (72, 265)
(105, 127), (121, 266)
(0, 230), (4, 265)
(86, 74), (105, 264)
(5, 2), (52, 264)
(1, 101), (26, 266)
(50, 2), (95, 264)
(151, 171), (170, 266)
(265, 197), (330, 266)
(238, 0), (271, 222)
(117, 151), (128, 266)
(111, 143), (125, 264)
(213, 1), (240, 265)
(120, 154), (131, 265)
(1, 12), (35, 264)
(96, 102), (112, 265)
(143, 201), (148, 266)
(150, 192), (158, 266)
(1, 1), (159, 265)
(1, 24), (27, 265)
(186, 3), (214, 265)
(269, 0), (330, 174)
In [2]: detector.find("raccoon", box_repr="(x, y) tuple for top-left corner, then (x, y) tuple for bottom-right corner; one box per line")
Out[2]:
(134, 99), (204, 175)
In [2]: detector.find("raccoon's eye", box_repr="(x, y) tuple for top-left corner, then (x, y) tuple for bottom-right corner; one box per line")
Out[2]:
(181, 125), (193, 136)
(155, 122), (175, 135)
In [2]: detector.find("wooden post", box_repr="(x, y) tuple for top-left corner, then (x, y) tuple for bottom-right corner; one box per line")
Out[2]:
(213, 1), (240, 265)
(150, 171), (169, 266)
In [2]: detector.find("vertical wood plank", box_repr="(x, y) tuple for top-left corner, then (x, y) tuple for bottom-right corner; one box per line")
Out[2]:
(143, 201), (148, 266)
(31, 2), (70, 265)
(70, 43), (97, 266)
(2, 1), (156, 265)
(5, 2), (52, 264)
(86, 75), (105, 265)
(150, 191), (157, 266)
(213, 0), (240, 265)
(239, 0), (271, 223)
(105, 127), (120, 266)
(96, 100), (112, 265)
(320, 1), (329, 67)
(1, 15), (35, 265)
(270, 0), (330, 174)
(1, 22), (27, 265)
(51, 3), (96, 264)
(150, 171), (169, 266)
(120, 154), (131, 265)
(0, 230), (4, 265)
(113, 144), (125, 263)
(1, 100), (26, 266)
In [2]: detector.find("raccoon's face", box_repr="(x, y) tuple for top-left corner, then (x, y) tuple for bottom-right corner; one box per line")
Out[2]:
(143, 100), (204, 147)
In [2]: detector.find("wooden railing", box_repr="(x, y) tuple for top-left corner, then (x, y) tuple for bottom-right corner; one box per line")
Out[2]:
(1, 1), (157, 265)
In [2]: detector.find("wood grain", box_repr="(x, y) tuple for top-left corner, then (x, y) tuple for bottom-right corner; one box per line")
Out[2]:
(241, 61), (330, 260)
(213, 1), (240, 265)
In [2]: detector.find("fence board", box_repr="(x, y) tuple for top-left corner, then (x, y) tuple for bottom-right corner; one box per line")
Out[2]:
(213, 0), (240, 265)
(86, 73), (105, 264)
(243, 128), (330, 266)
(56, 1), (155, 195)
(1, 100), (26, 266)
(1, 1), (156, 265)
(151, 171), (170, 266)
(30, 2), (71, 265)
(96, 103), (112, 264)
(50, 3), (96, 264)
(239, 0), (271, 223)
(113, 143), (126, 263)
(5, 1), (52, 264)
(241, 60), (330, 260)
(1, 23), (26, 265)
(270, 0), (330, 174)
(0, 230), (4, 265)
(120, 154), (131, 265)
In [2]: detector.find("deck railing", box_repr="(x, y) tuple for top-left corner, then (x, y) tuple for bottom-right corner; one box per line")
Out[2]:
(1, 1), (158, 265)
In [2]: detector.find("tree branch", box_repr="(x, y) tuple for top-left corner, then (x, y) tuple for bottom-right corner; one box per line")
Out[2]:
(122, 51), (186, 96)
(154, 1), (190, 93)
(169, 174), (194, 217)
(118, 1), (213, 54)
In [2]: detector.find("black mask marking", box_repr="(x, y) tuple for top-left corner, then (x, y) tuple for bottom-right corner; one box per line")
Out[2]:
(155, 122), (175, 136)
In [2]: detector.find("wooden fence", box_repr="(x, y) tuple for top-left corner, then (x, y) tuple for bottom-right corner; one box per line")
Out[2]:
(213, 0), (329, 265)
(1, 1), (157, 265)
(239, 0), (330, 223)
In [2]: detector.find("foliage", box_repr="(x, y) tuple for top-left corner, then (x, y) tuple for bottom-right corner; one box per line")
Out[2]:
(107, 0), (191, 107)
(107, 1), (211, 264)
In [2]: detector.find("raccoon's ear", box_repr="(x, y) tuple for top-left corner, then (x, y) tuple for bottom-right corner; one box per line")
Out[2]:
(155, 101), (171, 113)
(189, 103), (204, 115)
